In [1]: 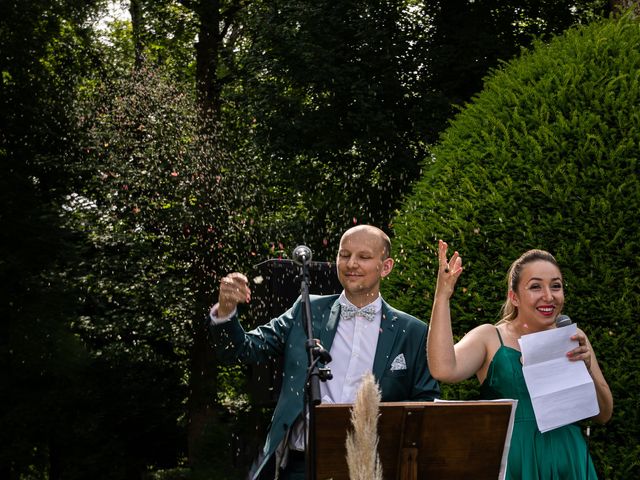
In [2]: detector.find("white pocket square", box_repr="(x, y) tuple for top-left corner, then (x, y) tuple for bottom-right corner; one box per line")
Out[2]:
(390, 353), (407, 371)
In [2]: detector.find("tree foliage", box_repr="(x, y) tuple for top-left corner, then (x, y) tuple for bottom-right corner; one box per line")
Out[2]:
(234, 0), (611, 253)
(67, 63), (266, 478)
(236, 0), (448, 250)
(385, 12), (640, 478)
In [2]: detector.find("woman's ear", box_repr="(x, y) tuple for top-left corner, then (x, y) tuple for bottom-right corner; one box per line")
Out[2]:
(508, 289), (519, 307)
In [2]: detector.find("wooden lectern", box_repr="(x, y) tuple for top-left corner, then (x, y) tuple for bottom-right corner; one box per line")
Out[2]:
(314, 401), (515, 480)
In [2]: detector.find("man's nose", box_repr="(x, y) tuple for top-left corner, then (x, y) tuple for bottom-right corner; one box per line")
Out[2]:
(346, 255), (358, 267)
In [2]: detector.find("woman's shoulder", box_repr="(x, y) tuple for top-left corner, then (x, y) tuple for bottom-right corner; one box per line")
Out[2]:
(466, 323), (499, 341)
(456, 323), (501, 356)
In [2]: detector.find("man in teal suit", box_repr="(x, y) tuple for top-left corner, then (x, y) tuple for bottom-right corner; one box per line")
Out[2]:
(209, 225), (440, 479)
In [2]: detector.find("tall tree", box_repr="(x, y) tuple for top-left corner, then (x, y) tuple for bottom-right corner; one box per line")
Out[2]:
(99, 2), (273, 474)
(68, 59), (266, 477)
(176, 0), (247, 119)
(0, 0), (103, 478)
(129, 0), (144, 67)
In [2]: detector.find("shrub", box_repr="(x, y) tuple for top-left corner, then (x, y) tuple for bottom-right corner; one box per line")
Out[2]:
(385, 12), (640, 479)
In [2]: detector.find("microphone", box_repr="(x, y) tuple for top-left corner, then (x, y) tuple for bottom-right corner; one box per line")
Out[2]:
(555, 314), (573, 328)
(292, 245), (312, 265)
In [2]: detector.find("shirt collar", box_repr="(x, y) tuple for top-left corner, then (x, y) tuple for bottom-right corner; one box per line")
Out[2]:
(338, 291), (382, 313)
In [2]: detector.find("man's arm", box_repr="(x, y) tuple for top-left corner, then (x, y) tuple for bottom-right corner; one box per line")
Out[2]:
(207, 288), (301, 365)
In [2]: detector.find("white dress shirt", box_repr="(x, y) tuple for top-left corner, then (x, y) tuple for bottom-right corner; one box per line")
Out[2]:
(320, 292), (382, 403)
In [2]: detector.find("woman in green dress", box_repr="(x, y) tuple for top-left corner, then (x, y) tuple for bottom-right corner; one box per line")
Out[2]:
(427, 241), (613, 479)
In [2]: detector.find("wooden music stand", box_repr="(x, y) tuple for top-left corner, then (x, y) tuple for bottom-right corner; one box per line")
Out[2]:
(314, 400), (515, 480)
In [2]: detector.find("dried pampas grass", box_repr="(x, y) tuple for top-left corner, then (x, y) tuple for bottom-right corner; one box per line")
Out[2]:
(345, 372), (383, 480)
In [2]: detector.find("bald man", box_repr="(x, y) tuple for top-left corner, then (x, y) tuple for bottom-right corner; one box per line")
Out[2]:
(209, 225), (439, 479)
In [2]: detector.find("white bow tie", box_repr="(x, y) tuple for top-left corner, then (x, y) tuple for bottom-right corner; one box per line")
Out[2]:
(340, 304), (376, 321)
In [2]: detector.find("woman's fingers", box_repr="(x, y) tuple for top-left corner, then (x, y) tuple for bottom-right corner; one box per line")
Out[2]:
(568, 333), (592, 371)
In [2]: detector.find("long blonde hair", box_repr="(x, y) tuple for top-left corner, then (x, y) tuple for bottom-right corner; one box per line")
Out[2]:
(497, 249), (561, 325)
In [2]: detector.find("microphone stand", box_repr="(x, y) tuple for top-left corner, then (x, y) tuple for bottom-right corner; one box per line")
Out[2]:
(294, 248), (332, 480)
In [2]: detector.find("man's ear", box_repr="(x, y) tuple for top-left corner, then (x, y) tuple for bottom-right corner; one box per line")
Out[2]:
(380, 257), (394, 278)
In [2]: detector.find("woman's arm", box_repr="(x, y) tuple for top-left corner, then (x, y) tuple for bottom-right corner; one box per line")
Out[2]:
(427, 240), (487, 383)
(568, 329), (613, 423)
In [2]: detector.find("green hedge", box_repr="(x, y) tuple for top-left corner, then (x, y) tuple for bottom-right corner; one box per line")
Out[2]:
(384, 12), (640, 479)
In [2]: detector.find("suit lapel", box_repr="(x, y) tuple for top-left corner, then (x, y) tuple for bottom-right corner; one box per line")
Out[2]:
(372, 301), (399, 380)
(319, 298), (341, 351)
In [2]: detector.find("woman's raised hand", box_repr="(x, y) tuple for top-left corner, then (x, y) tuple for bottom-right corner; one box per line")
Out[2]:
(436, 239), (464, 298)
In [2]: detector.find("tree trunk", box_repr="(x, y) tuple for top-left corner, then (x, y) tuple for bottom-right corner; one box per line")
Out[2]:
(129, 0), (144, 68)
(187, 309), (219, 469)
(186, 0), (246, 471)
(195, 0), (222, 120)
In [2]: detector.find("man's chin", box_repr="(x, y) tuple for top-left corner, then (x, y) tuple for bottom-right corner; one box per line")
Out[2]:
(344, 285), (365, 296)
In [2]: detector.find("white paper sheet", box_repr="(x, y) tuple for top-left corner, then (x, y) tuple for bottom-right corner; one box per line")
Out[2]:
(518, 323), (599, 433)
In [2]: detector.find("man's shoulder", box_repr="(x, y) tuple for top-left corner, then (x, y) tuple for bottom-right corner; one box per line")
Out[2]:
(382, 301), (426, 329)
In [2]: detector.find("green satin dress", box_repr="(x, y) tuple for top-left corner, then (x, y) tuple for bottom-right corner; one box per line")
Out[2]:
(480, 329), (598, 480)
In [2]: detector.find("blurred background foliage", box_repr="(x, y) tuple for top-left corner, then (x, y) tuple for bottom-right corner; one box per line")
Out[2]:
(1, 0), (637, 478)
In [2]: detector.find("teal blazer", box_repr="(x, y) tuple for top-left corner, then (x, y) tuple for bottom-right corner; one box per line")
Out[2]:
(209, 294), (440, 478)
